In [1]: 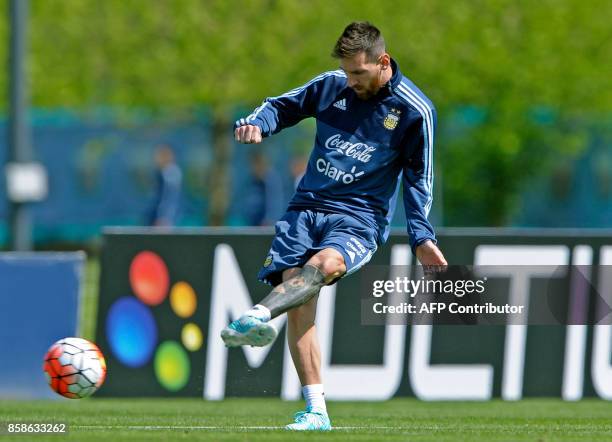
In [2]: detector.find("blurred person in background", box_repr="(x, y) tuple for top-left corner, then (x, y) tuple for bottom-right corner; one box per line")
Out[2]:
(146, 144), (182, 227)
(222, 21), (446, 430)
(243, 150), (285, 226)
(290, 154), (308, 189)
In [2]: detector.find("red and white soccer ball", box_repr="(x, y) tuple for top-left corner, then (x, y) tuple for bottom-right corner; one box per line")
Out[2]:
(43, 337), (107, 399)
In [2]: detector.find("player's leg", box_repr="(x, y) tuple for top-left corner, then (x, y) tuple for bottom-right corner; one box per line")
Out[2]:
(220, 248), (345, 347)
(283, 267), (322, 386)
(285, 249), (345, 431)
(284, 248), (346, 389)
(257, 247), (345, 318)
(285, 290), (331, 431)
(282, 266), (329, 429)
(284, 213), (378, 429)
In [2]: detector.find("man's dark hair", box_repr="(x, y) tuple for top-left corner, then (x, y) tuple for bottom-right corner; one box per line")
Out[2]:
(332, 21), (385, 61)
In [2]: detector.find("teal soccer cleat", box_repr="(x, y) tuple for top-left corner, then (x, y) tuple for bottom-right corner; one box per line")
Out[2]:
(285, 407), (332, 431)
(220, 315), (278, 347)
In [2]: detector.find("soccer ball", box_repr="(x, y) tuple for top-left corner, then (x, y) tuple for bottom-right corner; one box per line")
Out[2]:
(43, 337), (107, 399)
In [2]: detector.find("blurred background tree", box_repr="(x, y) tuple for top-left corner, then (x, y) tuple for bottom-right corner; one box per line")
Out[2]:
(1, 0), (609, 226)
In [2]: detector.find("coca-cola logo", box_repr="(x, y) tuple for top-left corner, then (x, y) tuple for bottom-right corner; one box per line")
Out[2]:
(324, 134), (376, 163)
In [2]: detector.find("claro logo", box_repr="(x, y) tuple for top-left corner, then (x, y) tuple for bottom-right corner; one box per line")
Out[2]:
(316, 158), (364, 184)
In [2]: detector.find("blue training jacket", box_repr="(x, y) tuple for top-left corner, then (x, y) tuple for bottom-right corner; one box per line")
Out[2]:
(235, 59), (436, 252)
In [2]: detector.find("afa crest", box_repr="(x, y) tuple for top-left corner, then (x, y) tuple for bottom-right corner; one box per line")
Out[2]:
(383, 108), (401, 130)
(263, 254), (273, 267)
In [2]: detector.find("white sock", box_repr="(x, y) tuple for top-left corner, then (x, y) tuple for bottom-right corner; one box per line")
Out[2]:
(302, 384), (327, 413)
(244, 304), (271, 322)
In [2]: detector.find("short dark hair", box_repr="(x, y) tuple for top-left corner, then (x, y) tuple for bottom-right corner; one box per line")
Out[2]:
(332, 21), (385, 61)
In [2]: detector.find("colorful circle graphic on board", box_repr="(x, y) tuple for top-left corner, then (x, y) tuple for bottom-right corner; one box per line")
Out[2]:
(170, 281), (197, 318)
(106, 250), (204, 392)
(129, 251), (169, 306)
(154, 341), (190, 392)
(181, 323), (203, 351)
(106, 297), (158, 367)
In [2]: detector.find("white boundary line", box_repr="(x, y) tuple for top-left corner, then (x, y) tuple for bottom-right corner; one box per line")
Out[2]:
(73, 425), (402, 431)
(70, 424), (608, 434)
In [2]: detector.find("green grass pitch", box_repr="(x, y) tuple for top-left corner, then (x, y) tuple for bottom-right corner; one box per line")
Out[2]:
(1, 398), (611, 441)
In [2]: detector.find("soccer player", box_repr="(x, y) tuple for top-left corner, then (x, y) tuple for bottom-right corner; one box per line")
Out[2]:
(221, 21), (447, 431)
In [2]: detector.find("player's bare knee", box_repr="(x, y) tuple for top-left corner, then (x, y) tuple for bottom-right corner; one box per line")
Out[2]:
(308, 252), (346, 283)
(308, 248), (346, 284)
(318, 256), (346, 282)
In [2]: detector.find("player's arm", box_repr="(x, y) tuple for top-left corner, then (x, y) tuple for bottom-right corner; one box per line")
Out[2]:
(401, 111), (447, 267)
(234, 72), (336, 144)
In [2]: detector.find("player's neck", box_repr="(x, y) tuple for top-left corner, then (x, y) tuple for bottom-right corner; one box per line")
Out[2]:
(380, 64), (393, 86)
(373, 65), (393, 95)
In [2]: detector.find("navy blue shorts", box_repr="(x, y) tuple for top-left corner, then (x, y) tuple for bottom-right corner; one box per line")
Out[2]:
(258, 209), (379, 286)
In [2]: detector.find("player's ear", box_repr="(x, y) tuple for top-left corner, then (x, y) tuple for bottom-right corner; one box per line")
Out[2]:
(379, 53), (390, 69)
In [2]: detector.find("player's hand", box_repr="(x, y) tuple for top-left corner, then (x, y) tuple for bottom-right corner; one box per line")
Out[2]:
(416, 240), (447, 275)
(235, 124), (262, 144)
